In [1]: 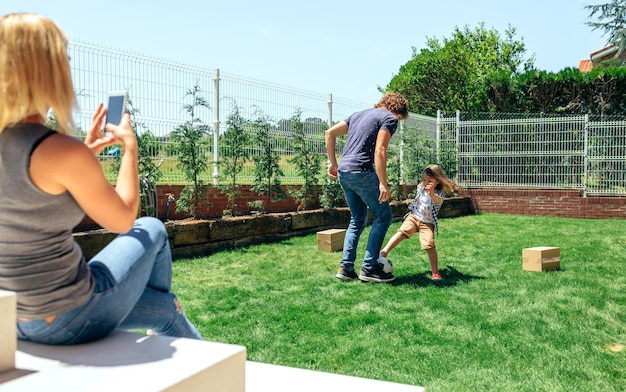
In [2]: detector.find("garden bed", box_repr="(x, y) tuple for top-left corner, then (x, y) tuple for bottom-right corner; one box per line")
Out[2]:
(73, 197), (473, 259)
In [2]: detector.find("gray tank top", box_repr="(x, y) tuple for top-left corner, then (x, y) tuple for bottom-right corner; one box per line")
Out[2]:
(0, 124), (94, 319)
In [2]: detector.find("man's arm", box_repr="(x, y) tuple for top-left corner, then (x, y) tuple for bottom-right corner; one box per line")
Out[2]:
(325, 121), (348, 179)
(374, 128), (392, 202)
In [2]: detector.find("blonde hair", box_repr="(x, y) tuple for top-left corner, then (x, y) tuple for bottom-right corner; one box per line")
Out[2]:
(374, 92), (409, 120)
(421, 164), (457, 195)
(0, 13), (76, 134)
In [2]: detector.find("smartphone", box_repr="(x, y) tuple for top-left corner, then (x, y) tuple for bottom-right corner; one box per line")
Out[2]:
(104, 90), (128, 136)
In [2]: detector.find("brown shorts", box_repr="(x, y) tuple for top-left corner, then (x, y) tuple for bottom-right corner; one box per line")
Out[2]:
(397, 214), (436, 250)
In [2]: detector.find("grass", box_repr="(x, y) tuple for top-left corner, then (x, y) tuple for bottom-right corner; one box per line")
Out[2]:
(171, 213), (626, 391)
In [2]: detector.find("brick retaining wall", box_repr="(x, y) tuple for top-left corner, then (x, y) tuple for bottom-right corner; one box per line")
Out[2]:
(459, 189), (626, 219)
(75, 184), (316, 231)
(75, 185), (625, 232)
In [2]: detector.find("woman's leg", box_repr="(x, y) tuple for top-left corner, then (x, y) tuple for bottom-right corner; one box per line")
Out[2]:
(87, 217), (200, 340)
(115, 218), (201, 339)
(17, 217), (179, 345)
(117, 287), (202, 339)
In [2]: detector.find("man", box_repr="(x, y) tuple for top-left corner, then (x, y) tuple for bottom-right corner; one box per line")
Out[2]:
(325, 92), (408, 283)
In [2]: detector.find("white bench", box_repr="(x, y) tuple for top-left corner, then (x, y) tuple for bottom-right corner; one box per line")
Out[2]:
(0, 331), (245, 391)
(0, 290), (424, 391)
(0, 291), (16, 375)
(246, 361), (424, 392)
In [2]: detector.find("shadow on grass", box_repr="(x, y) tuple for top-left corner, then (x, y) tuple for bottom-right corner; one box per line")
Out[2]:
(391, 266), (485, 288)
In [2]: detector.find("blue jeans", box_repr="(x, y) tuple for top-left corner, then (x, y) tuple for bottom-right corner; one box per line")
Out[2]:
(338, 171), (392, 272)
(16, 217), (202, 345)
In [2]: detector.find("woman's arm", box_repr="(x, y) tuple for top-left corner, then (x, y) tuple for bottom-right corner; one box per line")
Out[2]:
(29, 112), (139, 233)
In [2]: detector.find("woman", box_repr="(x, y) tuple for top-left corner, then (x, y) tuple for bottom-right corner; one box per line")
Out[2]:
(0, 13), (201, 344)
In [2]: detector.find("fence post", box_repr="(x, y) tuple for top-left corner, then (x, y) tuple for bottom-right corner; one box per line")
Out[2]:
(456, 110), (460, 181)
(399, 120), (405, 184)
(327, 94), (333, 128)
(212, 69), (221, 185)
(436, 110), (441, 164)
(583, 114), (589, 197)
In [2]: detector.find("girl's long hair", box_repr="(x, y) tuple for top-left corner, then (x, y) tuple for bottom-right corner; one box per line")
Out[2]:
(422, 164), (457, 195)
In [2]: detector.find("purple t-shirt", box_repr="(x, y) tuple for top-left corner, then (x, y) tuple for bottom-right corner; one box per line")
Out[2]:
(338, 108), (398, 172)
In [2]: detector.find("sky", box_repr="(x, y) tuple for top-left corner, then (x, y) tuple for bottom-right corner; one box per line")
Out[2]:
(1, 1), (609, 105)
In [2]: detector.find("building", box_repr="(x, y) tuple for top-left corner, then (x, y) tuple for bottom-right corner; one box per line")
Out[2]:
(578, 45), (626, 72)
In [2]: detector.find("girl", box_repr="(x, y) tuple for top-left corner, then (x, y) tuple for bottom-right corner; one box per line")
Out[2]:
(379, 164), (457, 281)
(0, 13), (201, 344)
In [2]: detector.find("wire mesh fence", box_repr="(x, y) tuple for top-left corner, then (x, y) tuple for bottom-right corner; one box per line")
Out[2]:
(67, 41), (625, 196)
(68, 41), (369, 184)
(443, 111), (626, 195)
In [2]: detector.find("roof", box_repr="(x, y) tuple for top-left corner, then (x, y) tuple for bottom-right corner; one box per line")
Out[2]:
(578, 59), (593, 73)
(590, 45), (618, 61)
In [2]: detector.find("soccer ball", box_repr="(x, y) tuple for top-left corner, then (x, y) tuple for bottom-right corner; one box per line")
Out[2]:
(378, 256), (393, 274)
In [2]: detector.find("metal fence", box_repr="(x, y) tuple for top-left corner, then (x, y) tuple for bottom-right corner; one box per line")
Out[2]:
(67, 41), (625, 196)
(68, 41), (372, 184)
(439, 111), (626, 196)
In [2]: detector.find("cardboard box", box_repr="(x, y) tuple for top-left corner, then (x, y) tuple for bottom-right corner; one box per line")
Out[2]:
(317, 229), (346, 252)
(522, 246), (560, 271)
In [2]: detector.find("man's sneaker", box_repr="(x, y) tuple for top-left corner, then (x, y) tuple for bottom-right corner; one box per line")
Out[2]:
(336, 268), (358, 281)
(358, 265), (396, 283)
(431, 273), (443, 281)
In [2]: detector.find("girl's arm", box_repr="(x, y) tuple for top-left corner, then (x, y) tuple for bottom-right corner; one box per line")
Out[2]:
(424, 182), (443, 204)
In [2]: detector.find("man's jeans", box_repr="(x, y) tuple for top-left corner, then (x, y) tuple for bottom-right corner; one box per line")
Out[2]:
(338, 171), (392, 272)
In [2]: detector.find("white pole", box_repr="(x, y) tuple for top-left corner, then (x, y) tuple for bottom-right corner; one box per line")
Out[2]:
(399, 120), (405, 184)
(213, 69), (221, 185)
(436, 110), (441, 164)
(327, 94), (333, 128)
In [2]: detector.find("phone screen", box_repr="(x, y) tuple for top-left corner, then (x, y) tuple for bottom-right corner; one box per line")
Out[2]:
(106, 94), (126, 126)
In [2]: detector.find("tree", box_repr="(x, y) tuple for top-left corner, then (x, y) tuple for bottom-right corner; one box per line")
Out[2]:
(586, 1), (626, 56)
(218, 104), (251, 216)
(386, 23), (534, 115)
(288, 109), (322, 211)
(170, 83), (211, 219)
(319, 176), (344, 209)
(127, 97), (162, 217)
(250, 108), (287, 212)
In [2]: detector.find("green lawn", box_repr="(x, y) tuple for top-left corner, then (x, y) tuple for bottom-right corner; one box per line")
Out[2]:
(171, 213), (625, 392)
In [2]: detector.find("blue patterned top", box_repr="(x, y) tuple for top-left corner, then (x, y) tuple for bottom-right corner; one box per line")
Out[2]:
(407, 185), (444, 234)
(338, 108), (398, 172)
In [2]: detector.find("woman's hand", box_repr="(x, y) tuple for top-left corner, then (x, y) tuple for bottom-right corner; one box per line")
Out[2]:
(105, 112), (137, 152)
(84, 103), (116, 155)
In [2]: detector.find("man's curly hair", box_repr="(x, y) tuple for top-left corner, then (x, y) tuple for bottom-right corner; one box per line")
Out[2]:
(374, 92), (408, 119)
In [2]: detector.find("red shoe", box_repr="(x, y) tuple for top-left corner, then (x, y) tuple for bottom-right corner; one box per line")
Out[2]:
(431, 273), (442, 281)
